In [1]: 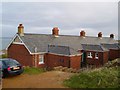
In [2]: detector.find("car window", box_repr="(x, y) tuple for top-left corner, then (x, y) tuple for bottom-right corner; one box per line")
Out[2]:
(4, 60), (20, 66)
(2, 61), (6, 68)
(12, 60), (19, 64)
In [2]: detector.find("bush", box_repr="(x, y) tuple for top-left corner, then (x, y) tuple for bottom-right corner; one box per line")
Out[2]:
(64, 59), (120, 88)
(0, 54), (8, 58)
(104, 58), (120, 67)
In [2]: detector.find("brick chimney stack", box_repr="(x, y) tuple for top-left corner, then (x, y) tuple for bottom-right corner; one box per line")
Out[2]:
(18, 24), (24, 36)
(52, 27), (59, 37)
(110, 34), (114, 39)
(98, 32), (102, 38)
(80, 31), (85, 37)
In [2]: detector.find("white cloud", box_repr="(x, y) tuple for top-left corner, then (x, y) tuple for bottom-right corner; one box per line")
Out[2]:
(2, 0), (119, 2)
(25, 26), (52, 34)
(1, 2), (118, 39)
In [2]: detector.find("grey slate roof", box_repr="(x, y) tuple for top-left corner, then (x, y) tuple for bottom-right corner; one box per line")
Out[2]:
(19, 33), (118, 55)
(81, 44), (107, 51)
(101, 44), (120, 49)
(48, 45), (80, 55)
(48, 45), (70, 55)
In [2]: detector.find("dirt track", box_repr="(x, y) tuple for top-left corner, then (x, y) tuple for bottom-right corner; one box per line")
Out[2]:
(2, 71), (73, 88)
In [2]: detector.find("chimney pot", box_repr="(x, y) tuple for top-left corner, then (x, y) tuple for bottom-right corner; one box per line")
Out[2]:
(110, 34), (114, 39)
(18, 24), (24, 36)
(52, 27), (59, 36)
(98, 32), (102, 38)
(80, 30), (85, 37)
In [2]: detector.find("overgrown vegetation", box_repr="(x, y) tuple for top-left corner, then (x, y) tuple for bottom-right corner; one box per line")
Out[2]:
(23, 67), (46, 75)
(118, 40), (120, 43)
(0, 54), (8, 58)
(64, 58), (120, 88)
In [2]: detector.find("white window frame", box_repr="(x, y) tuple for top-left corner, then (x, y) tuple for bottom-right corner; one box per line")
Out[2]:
(87, 52), (92, 58)
(12, 39), (23, 44)
(12, 36), (23, 44)
(39, 55), (44, 64)
(95, 52), (99, 59)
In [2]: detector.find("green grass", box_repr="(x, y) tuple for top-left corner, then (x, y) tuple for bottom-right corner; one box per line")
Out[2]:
(23, 67), (46, 75)
(118, 40), (120, 43)
(64, 59), (119, 88)
(0, 54), (8, 58)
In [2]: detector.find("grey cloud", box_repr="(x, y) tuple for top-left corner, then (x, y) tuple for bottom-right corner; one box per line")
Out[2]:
(2, 2), (118, 39)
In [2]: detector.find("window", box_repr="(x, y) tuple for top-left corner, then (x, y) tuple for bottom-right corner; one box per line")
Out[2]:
(39, 55), (44, 64)
(13, 36), (23, 44)
(60, 59), (64, 63)
(87, 52), (92, 58)
(95, 53), (99, 59)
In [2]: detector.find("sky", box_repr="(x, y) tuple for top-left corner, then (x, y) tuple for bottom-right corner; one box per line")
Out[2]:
(0, 0), (119, 40)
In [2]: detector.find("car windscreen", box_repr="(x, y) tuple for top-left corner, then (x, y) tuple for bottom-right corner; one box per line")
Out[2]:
(3, 60), (20, 66)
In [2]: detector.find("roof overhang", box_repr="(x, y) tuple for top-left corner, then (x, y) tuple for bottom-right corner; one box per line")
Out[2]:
(31, 52), (47, 55)
(6, 34), (33, 54)
(47, 52), (82, 57)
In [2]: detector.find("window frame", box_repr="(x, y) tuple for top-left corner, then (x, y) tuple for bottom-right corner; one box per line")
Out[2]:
(39, 55), (44, 64)
(87, 52), (93, 58)
(95, 52), (99, 59)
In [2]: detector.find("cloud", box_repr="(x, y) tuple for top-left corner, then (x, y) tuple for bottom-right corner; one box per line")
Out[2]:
(25, 26), (53, 34)
(0, 3), (2, 37)
(2, 0), (120, 2)
(2, 2), (118, 39)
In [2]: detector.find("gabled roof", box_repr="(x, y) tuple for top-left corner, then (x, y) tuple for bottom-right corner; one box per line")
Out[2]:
(48, 45), (70, 55)
(8, 33), (118, 55)
(81, 44), (108, 52)
(101, 43), (120, 49)
(48, 44), (80, 55)
(20, 33), (117, 52)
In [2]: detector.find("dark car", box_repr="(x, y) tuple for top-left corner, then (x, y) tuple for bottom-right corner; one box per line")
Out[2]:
(0, 58), (24, 78)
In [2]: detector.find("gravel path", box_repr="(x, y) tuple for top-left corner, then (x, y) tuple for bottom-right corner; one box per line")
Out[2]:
(2, 71), (73, 88)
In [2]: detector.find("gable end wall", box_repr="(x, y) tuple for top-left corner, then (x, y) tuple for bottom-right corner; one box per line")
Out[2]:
(85, 51), (108, 67)
(8, 44), (33, 67)
(109, 49), (120, 60)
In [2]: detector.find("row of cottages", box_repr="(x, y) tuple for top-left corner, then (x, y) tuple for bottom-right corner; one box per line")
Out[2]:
(7, 24), (120, 69)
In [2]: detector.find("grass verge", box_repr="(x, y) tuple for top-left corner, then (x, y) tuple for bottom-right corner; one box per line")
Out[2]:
(0, 54), (7, 58)
(23, 67), (46, 75)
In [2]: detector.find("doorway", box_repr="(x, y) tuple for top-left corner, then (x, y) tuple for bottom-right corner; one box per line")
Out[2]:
(81, 51), (86, 68)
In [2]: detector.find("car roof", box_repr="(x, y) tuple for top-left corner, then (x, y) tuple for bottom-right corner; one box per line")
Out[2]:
(0, 58), (15, 61)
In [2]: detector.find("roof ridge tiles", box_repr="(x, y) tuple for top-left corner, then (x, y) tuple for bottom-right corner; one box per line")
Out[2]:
(23, 33), (112, 39)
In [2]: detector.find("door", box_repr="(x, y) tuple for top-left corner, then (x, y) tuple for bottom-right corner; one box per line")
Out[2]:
(81, 51), (86, 68)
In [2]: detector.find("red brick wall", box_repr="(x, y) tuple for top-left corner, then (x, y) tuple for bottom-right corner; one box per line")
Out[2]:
(45, 53), (70, 69)
(86, 51), (101, 66)
(103, 51), (109, 64)
(109, 49), (120, 60)
(33, 54), (47, 68)
(70, 55), (81, 69)
(8, 44), (33, 67)
(8, 44), (82, 69)
(86, 51), (108, 67)
(45, 53), (81, 69)
(33, 53), (82, 70)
